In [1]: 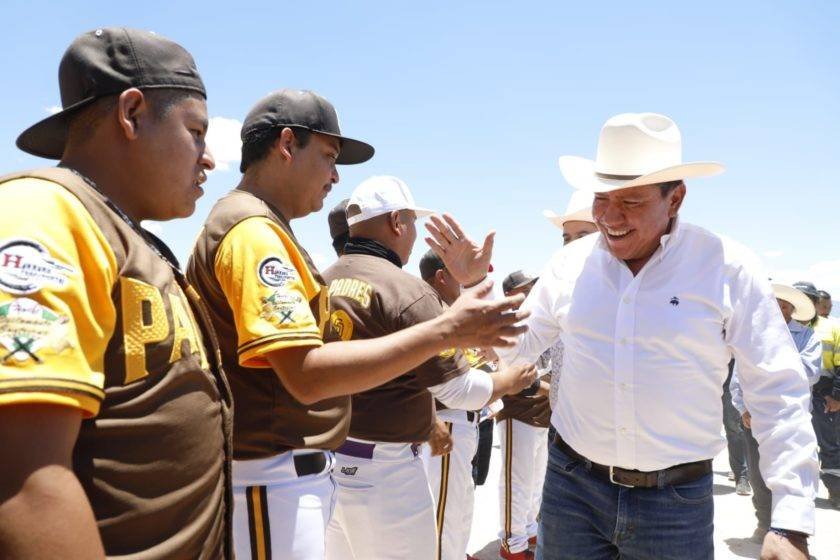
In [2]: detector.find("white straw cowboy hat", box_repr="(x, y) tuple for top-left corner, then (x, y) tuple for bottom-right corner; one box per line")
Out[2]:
(543, 190), (594, 229)
(772, 283), (816, 322)
(558, 113), (725, 193)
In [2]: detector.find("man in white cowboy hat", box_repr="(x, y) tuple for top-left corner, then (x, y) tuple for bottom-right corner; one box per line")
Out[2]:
(543, 190), (599, 247)
(490, 112), (818, 560)
(730, 284), (821, 543)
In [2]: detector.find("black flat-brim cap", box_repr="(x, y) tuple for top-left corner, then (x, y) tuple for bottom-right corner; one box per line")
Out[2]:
(17, 27), (206, 159)
(503, 270), (538, 294)
(241, 89), (374, 165)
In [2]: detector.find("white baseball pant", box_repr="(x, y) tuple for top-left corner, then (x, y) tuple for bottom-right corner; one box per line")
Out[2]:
(498, 418), (548, 554)
(326, 438), (436, 560)
(232, 450), (335, 560)
(421, 409), (480, 560)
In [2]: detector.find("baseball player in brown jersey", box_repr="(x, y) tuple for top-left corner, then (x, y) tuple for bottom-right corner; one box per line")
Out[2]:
(323, 175), (536, 560)
(0, 28), (233, 559)
(187, 91), (530, 560)
(418, 249), (502, 560)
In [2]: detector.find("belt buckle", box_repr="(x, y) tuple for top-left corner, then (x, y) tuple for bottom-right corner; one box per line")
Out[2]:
(609, 466), (635, 488)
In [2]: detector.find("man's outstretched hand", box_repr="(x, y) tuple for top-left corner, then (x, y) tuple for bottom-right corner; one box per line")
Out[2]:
(425, 213), (494, 287)
(440, 280), (529, 349)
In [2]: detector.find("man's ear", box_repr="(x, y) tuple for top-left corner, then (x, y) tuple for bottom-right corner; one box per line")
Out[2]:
(116, 88), (147, 140)
(275, 127), (297, 162)
(668, 182), (687, 217)
(389, 211), (403, 236)
(434, 268), (446, 285)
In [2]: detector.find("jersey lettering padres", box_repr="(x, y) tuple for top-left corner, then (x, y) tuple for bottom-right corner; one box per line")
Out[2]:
(0, 168), (233, 559)
(187, 190), (349, 458)
(323, 251), (469, 443)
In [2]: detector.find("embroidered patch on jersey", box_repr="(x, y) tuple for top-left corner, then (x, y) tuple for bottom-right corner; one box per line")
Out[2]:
(438, 347), (457, 359)
(340, 466), (358, 476)
(257, 257), (297, 288)
(0, 298), (72, 364)
(330, 310), (354, 341)
(0, 239), (75, 295)
(260, 291), (301, 326)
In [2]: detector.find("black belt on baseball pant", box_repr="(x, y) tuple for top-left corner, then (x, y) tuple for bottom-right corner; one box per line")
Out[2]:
(552, 434), (712, 488)
(294, 452), (328, 477)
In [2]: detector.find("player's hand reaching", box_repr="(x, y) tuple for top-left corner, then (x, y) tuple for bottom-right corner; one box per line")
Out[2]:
(425, 213), (494, 288)
(427, 417), (453, 457)
(440, 280), (529, 349)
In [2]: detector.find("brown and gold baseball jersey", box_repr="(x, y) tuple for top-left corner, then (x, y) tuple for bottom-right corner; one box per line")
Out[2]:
(435, 347), (493, 412)
(0, 168), (233, 559)
(187, 189), (349, 459)
(323, 252), (469, 443)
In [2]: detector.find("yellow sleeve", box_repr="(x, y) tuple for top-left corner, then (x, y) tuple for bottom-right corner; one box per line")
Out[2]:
(214, 217), (323, 367)
(0, 178), (117, 417)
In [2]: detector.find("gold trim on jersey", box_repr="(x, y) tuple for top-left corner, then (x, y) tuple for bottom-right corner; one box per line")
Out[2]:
(0, 376), (105, 400)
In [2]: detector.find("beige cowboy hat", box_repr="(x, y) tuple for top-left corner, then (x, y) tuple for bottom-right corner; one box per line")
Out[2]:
(772, 283), (816, 322)
(558, 113), (725, 193)
(543, 190), (594, 229)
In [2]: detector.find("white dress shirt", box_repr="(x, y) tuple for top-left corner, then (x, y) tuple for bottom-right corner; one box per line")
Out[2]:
(730, 319), (823, 415)
(497, 219), (818, 533)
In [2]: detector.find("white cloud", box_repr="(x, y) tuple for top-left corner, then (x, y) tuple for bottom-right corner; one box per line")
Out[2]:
(206, 116), (242, 172)
(770, 259), (840, 299)
(141, 221), (164, 235)
(45, 105), (62, 115)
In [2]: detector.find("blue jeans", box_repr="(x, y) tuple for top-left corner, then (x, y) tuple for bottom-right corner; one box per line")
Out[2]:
(812, 391), (840, 497)
(537, 443), (714, 560)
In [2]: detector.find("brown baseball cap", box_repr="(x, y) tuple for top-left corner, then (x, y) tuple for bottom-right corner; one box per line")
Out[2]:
(241, 89), (374, 165)
(503, 270), (537, 294)
(328, 198), (350, 240)
(17, 27), (206, 159)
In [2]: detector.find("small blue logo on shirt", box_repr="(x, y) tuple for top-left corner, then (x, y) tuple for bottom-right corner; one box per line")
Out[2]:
(670, 296), (680, 306)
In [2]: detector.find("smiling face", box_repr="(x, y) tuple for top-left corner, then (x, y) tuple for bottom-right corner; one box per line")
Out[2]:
(592, 182), (686, 274)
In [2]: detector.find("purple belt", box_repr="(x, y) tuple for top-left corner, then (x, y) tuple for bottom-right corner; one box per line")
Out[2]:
(336, 440), (421, 459)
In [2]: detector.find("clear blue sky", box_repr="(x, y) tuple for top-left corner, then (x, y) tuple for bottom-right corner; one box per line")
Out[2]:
(2, 1), (837, 300)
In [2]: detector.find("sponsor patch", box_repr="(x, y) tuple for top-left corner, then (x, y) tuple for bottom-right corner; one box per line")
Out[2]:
(340, 466), (358, 476)
(0, 239), (75, 295)
(257, 257), (297, 288)
(260, 291), (300, 326)
(0, 298), (72, 364)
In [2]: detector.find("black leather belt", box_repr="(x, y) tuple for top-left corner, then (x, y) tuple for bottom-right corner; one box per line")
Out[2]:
(466, 410), (476, 423)
(293, 452), (328, 477)
(553, 434), (711, 488)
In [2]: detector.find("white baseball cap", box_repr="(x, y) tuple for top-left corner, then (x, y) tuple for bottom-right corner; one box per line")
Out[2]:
(346, 175), (434, 226)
